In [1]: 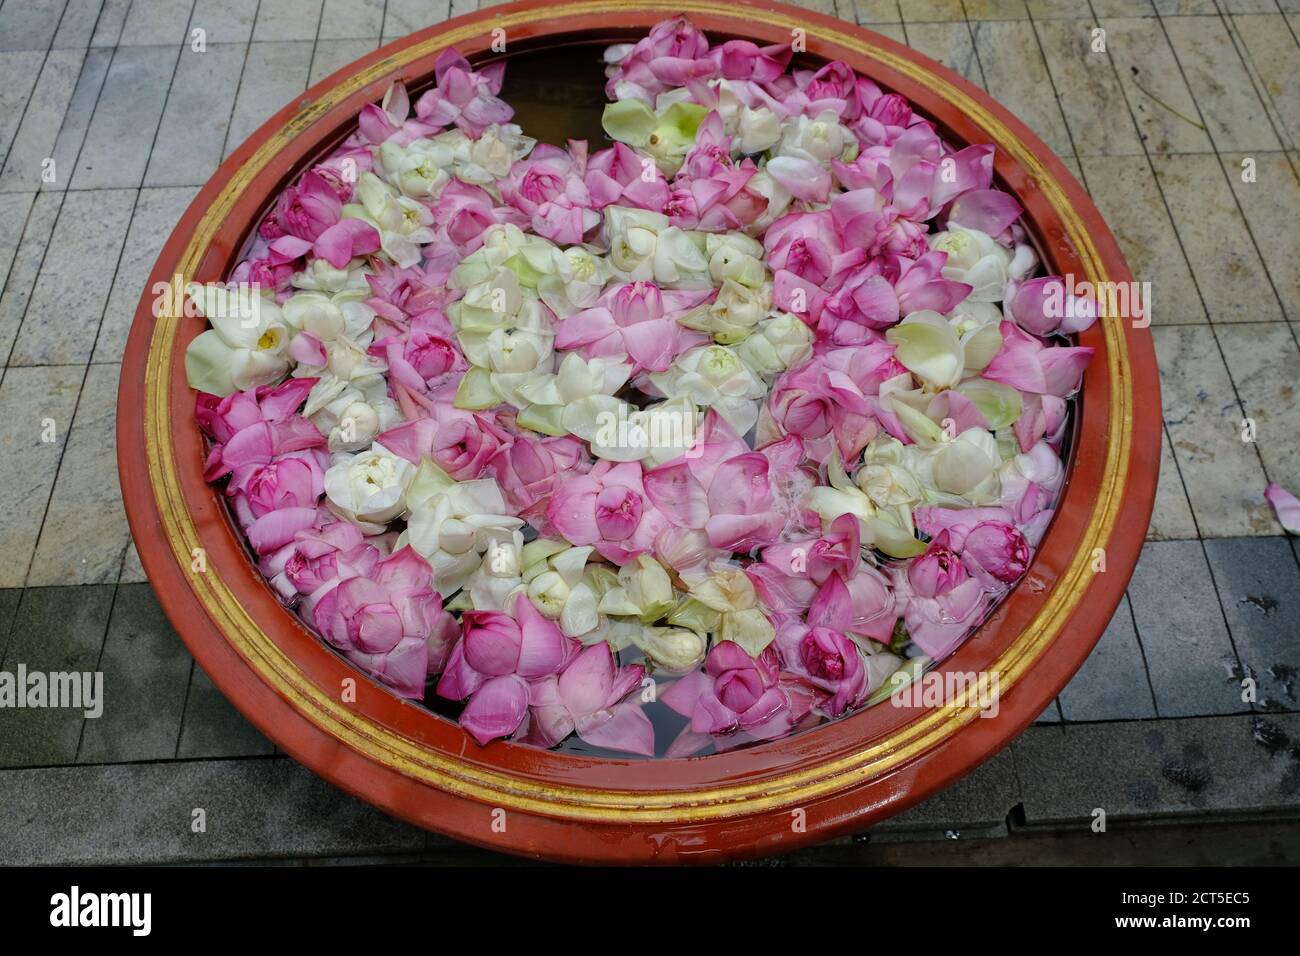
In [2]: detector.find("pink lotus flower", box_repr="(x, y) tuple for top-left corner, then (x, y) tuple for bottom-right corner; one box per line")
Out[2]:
(358, 81), (441, 146)
(643, 412), (793, 551)
(377, 411), (509, 481)
(518, 643), (653, 755)
(605, 16), (712, 103)
(268, 217), (382, 270)
(818, 250), (971, 342)
(430, 180), (527, 258)
(763, 210), (862, 287)
(547, 459), (671, 564)
(961, 521), (1031, 588)
(486, 433), (592, 530)
(500, 142), (600, 243)
(370, 310), (467, 401)
(306, 546), (443, 699)
(585, 142), (671, 211)
(436, 594), (578, 744)
(196, 377), (317, 448)
(707, 38), (792, 83)
(663, 113), (765, 231)
(260, 516), (381, 603)
(1008, 275), (1100, 336)
(982, 321), (1095, 397)
(765, 344), (903, 463)
(893, 531), (987, 659)
(414, 49), (513, 137)
(660, 642), (816, 755)
(555, 281), (711, 373)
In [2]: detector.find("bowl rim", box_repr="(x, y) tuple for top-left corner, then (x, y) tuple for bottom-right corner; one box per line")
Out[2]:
(117, 0), (1161, 863)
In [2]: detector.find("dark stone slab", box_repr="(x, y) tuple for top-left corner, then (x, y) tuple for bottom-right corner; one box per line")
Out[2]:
(0, 756), (430, 865)
(1012, 713), (1300, 827)
(1204, 536), (1300, 712)
(176, 663), (275, 759)
(1059, 595), (1158, 721)
(77, 583), (191, 762)
(1127, 540), (1244, 717)
(866, 745), (1020, 835)
(0, 585), (114, 767)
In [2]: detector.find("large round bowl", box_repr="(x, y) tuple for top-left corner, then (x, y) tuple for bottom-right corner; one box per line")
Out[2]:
(118, 0), (1161, 863)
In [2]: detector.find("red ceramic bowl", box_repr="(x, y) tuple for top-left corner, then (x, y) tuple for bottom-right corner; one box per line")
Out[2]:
(118, 0), (1160, 863)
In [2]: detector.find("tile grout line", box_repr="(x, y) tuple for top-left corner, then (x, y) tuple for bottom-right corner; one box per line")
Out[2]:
(303, 0), (329, 89)
(71, 581), (120, 762)
(957, 1), (989, 90)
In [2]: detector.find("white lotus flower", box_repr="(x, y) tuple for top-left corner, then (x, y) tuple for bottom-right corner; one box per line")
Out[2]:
(735, 312), (815, 380)
(397, 459), (524, 596)
(376, 137), (454, 198)
(346, 172), (435, 268)
(929, 226), (1034, 302)
(324, 441), (416, 532)
(647, 344), (767, 436)
(603, 206), (711, 288)
(183, 283), (291, 396)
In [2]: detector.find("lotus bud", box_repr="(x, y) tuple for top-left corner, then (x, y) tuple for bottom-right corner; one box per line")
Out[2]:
(527, 570), (571, 618)
(635, 627), (707, 674)
(666, 596), (722, 634)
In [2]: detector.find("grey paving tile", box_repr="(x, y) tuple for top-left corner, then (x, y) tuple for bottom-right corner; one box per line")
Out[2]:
(1149, 424), (1200, 540)
(1204, 537), (1300, 713)
(897, 0), (963, 20)
(9, 187), (135, 366)
(1033, 698), (1063, 724)
(223, 40), (313, 161)
(1024, 0), (1083, 15)
(1012, 713), (1300, 825)
(1090, 0), (1156, 15)
(0, 0), (67, 53)
(0, 51), (47, 165)
(0, 192), (59, 360)
(118, 0), (194, 46)
(0, 585), (115, 768)
(1078, 155), (1207, 326)
(51, 0), (103, 49)
(0, 366), (84, 588)
(971, 19), (1073, 159)
(1100, 17), (1215, 156)
(904, 21), (983, 89)
(319, 0), (383, 39)
(28, 364), (131, 587)
(871, 22), (906, 44)
(144, 44), (244, 187)
(308, 36), (378, 86)
(1152, 0), (1219, 13)
(868, 747), (1019, 833)
(1154, 325), (1277, 537)
(381, 0), (450, 42)
(90, 0), (131, 47)
(75, 583), (192, 761)
(0, 755), (430, 864)
(1216, 322), (1300, 493)
(1128, 539), (1244, 716)
(1153, 153), (1284, 324)
(1036, 19), (1144, 157)
(1218, 153), (1300, 323)
(0, 589), (25, 660)
(35, 46), (113, 193)
(1162, 15), (1281, 152)
(94, 185), (196, 363)
(1059, 595), (1158, 721)
(189, 0), (258, 44)
(0, 48), (85, 193)
(252, 0), (322, 42)
(1220, 0), (1284, 12)
(964, 0), (1028, 18)
(71, 45), (180, 189)
(843, 0), (902, 23)
(1227, 15), (1300, 152)
(177, 664), (275, 758)
(0, 192), (36, 296)
(119, 540), (145, 583)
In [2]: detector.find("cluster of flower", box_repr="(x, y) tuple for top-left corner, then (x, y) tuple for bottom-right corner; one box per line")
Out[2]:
(185, 17), (1100, 757)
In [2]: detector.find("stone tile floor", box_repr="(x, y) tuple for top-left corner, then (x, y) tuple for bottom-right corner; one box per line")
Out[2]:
(0, 0), (1298, 864)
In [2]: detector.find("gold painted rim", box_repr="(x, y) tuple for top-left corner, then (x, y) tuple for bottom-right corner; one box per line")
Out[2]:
(143, 0), (1130, 823)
